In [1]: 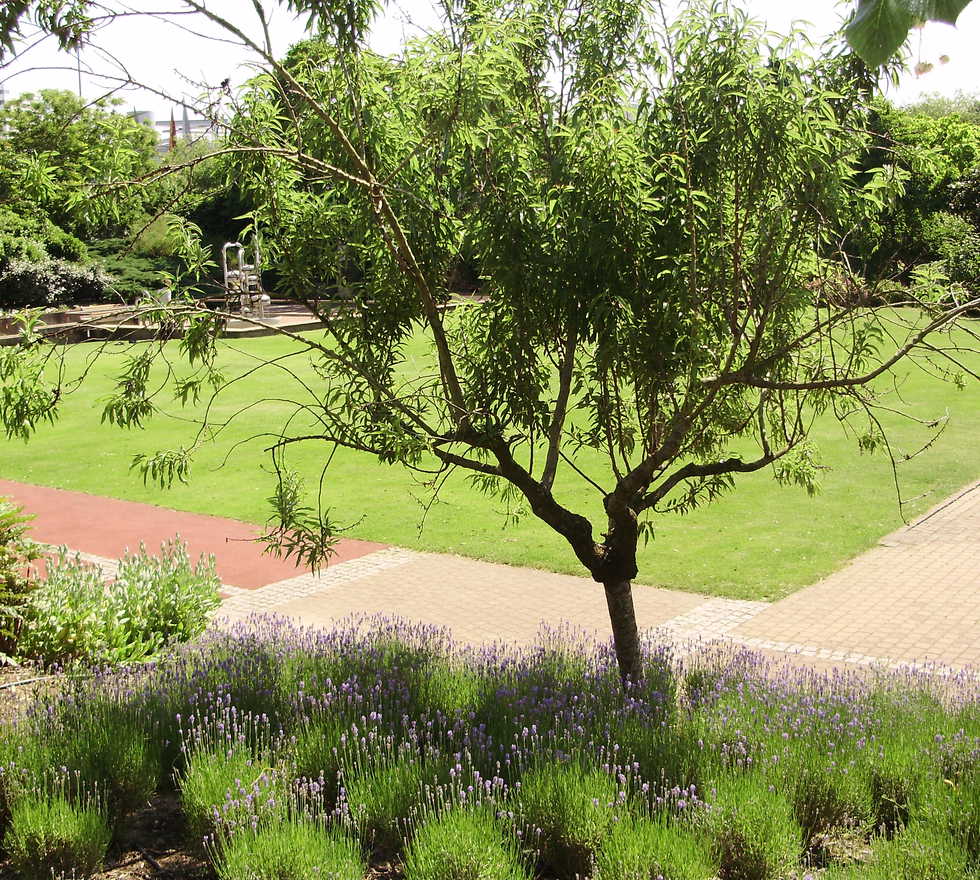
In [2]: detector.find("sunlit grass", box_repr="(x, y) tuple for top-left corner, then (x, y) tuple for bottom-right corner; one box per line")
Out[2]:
(1, 317), (978, 600)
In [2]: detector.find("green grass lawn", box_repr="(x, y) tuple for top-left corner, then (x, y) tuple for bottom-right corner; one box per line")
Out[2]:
(2, 324), (978, 601)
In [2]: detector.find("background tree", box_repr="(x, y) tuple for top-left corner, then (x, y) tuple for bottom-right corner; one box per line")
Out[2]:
(0, 89), (167, 308)
(0, 89), (157, 238)
(906, 91), (980, 125)
(0, 88), (248, 305)
(1, 0), (978, 683)
(850, 96), (980, 280)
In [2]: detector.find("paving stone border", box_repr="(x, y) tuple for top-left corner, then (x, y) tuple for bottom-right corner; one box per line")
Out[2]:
(656, 597), (769, 640)
(218, 548), (420, 617)
(73, 550), (120, 580)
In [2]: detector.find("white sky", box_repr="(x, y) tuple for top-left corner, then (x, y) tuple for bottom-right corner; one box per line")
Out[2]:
(2, 0), (978, 120)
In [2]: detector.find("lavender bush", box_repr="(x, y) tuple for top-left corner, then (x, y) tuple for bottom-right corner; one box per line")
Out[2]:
(4, 793), (111, 880)
(213, 818), (364, 880)
(1, 770), (110, 880)
(594, 815), (715, 880)
(403, 806), (531, 880)
(0, 614), (976, 878)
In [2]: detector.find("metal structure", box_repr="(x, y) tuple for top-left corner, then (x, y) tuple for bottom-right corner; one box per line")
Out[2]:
(221, 240), (270, 319)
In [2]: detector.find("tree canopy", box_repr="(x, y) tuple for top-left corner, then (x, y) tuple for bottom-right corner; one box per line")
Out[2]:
(905, 91), (980, 125)
(1, 0), (978, 682)
(0, 90), (157, 238)
(2, 0), (977, 68)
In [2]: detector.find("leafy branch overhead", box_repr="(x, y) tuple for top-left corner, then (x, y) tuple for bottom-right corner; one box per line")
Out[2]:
(1, 0), (978, 685)
(845, 0), (973, 67)
(1, 1), (976, 72)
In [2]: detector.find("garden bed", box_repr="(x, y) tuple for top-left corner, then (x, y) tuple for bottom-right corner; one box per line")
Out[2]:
(0, 616), (976, 879)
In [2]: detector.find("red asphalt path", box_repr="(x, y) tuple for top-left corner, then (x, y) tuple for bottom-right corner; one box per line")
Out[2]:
(0, 479), (386, 590)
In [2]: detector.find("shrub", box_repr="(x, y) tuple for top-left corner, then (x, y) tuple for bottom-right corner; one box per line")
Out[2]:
(89, 237), (181, 303)
(4, 793), (111, 880)
(613, 716), (704, 795)
(851, 98), (980, 277)
(7, 698), (162, 819)
(865, 750), (922, 837)
(0, 258), (108, 310)
(113, 539), (221, 647)
(932, 728), (980, 784)
(344, 749), (438, 855)
(0, 497), (40, 660)
(0, 232), (47, 266)
(594, 815), (717, 880)
(950, 166), (980, 227)
(17, 538), (220, 666)
(180, 746), (276, 849)
(0, 615), (978, 879)
(413, 657), (489, 718)
(213, 819), (364, 880)
(826, 821), (971, 879)
(0, 208), (86, 267)
(42, 223), (87, 263)
(75, 720), (161, 818)
(516, 759), (625, 880)
(921, 211), (980, 287)
(289, 714), (351, 802)
(0, 207), (45, 259)
(16, 548), (116, 664)
(403, 807), (532, 880)
(921, 770), (980, 862)
(704, 773), (801, 880)
(789, 762), (871, 848)
(131, 214), (178, 257)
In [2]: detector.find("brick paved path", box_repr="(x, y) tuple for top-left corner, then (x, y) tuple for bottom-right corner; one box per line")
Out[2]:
(0, 479), (384, 595)
(733, 481), (980, 669)
(2, 477), (977, 670)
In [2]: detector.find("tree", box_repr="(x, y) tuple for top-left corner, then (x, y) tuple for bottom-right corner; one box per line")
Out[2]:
(849, 97), (980, 277)
(906, 91), (980, 125)
(1, 0), (978, 684)
(0, 90), (157, 237)
(3, 0), (976, 68)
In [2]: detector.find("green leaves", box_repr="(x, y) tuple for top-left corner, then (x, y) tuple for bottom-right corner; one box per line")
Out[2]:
(132, 448), (191, 488)
(101, 351), (155, 429)
(0, 1), (95, 57)
(0, 343), (59, 442)
(261, 469), (341, 572)
(0, 89), (157, 241)
(0, 496), (41, 658)
(845, 0), (973, 67)
(286, 0), (381, 49)
(774, 442), (822, 497)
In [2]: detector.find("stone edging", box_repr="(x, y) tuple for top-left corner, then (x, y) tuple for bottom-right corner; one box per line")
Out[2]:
(217, 548), (420, 616)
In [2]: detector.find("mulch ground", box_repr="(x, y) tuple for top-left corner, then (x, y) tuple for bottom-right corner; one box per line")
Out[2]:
(89, 795), (208, 880)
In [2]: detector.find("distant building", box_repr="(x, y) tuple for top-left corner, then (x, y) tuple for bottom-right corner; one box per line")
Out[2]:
(130, 106), (225, 153)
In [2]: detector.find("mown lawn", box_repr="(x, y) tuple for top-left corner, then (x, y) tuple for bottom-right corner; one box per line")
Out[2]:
(1, 322), (978, 601)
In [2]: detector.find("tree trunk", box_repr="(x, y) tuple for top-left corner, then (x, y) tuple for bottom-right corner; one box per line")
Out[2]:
(603, 579), (643, 684)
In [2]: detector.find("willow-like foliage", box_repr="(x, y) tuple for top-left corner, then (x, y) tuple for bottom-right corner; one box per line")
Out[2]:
(2, 0), (978, 681)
